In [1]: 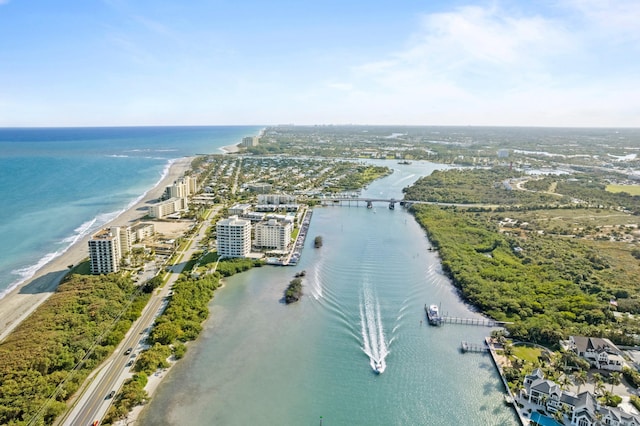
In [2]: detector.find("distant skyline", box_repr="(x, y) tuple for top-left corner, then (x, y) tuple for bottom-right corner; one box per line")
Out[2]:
(1, 0), (639, 128)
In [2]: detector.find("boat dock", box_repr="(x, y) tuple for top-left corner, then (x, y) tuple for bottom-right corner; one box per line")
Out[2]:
(460, 341), (489, 353)
(424, 304), (509, 327)
(440, 316), (507, 327)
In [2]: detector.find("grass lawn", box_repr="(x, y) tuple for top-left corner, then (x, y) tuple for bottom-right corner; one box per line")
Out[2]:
(512, 345), (543, 363)
(606, 184), (640, 196)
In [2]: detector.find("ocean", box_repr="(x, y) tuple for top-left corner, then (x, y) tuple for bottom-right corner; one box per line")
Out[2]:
(0, 126), (262, 298)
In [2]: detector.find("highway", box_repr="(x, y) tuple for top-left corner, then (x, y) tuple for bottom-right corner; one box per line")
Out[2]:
(60, 208), (218, 426)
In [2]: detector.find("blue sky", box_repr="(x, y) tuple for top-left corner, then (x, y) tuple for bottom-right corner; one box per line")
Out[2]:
(0, 0), (638, 127)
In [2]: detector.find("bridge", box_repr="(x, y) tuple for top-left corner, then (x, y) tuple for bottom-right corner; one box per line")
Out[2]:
(309, 197), (418, 210)
(306, 196), (488, 210)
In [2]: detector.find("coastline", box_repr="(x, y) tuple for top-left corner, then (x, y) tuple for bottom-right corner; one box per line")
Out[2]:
(0, 156), (194, 342)
(220, 143), (240, 154)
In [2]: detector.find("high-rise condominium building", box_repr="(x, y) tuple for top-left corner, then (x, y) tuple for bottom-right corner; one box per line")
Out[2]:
(88, 228), (122, 274)
(216, 215), (251, 258)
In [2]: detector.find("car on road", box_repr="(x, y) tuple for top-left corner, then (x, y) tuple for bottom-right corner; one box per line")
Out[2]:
(106, 390), (115, 399)
(124, 347), (133, 355)
(126, 359), (135, 367)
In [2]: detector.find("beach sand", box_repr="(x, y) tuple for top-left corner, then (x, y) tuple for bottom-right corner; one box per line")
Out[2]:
(220, 143), (240, 154)
(0, 156), (194, 342)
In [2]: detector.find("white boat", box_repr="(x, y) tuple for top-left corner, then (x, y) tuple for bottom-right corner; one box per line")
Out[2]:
(428, 304), (439, 316)
(426, 304), (442, 325)
(373, 360), (385, 374)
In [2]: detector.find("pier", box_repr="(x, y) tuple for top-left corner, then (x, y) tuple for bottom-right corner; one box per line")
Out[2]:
(460, 341), (489, 353)
(440, 316), (508, 327)
(424, 305), (509, 327)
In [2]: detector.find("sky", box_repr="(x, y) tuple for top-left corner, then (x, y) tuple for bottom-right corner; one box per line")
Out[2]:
(0, 0), (638, 127)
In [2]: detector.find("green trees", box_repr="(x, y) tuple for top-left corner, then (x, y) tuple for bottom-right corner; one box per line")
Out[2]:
(412, 204), (613, 345)
(0, 273), (146, 425)
(285, 278), (303, 304)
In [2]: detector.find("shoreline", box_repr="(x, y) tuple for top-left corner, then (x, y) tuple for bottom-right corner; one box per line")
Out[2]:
(220, 143), (240, 154)
(0, 156), (194, 342)
(117, 278), (230, 425)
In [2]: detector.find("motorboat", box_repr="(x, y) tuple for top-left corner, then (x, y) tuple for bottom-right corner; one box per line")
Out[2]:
(373, 360), (385, 374)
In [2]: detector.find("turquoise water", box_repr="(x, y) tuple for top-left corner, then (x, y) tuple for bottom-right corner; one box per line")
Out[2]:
(0, 126), (261, 297)
(140, 162), (520, 426)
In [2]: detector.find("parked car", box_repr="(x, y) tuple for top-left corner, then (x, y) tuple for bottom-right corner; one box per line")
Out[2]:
(106, 390), (115, 399)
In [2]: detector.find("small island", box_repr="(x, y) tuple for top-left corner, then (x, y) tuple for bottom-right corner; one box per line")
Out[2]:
(314, 235), (323, 248)
(285, 277), (303, 304)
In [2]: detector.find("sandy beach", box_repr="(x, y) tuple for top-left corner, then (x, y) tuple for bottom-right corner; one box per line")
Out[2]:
(0, 156), (194, 342)
(220, 143), (240, 153)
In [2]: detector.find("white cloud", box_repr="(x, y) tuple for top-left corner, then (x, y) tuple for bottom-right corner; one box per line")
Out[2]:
(562, 0), (640, 42)
(300, 3), (639, 126)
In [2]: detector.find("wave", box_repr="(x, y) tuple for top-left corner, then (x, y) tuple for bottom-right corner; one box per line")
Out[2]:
(360, 285), (389, 374)
(0, 217), (98, 299)
(0, 158), (177, 301)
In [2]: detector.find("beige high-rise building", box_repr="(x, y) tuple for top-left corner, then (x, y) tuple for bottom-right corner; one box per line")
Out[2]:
(254, 219), (292, 251)
(216, 215), (251, 258)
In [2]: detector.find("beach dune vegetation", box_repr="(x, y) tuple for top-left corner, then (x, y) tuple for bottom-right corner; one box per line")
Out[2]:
(0, 273), (147, 425)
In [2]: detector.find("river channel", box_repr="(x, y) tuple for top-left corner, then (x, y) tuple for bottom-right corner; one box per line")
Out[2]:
(140, 160), (519, 425)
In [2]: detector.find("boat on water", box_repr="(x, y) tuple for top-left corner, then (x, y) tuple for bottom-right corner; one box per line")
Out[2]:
(373, 360), (385, 374)
(426, 304), (442, 326)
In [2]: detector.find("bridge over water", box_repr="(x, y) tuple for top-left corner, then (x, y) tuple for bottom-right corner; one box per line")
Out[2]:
(306, 197), (485, 210)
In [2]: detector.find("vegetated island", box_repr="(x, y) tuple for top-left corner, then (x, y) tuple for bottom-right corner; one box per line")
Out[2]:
(314, 235), (323, 248)
(285, 272), (305, 304)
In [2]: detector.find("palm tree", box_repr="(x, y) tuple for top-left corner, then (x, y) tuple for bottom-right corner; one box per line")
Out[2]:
(559, 374), (571, 391)
(610, 371), (622, 393)
(594, 378), (605, 397)
(573, 370), (588, 393)
(592, 372), (602, 387)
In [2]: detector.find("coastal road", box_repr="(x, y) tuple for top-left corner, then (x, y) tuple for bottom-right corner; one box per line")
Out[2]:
(61, 207), (219, 426)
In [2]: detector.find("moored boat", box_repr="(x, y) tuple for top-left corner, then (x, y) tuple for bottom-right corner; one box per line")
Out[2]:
(425, 304), (442, 326)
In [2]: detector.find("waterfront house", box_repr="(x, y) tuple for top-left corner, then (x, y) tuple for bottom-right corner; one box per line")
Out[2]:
(561, 336), (625, 371)
(520, 370), (640, 426)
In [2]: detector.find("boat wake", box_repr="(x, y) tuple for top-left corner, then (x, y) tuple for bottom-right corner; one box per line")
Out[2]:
(359, 286), (389, 374)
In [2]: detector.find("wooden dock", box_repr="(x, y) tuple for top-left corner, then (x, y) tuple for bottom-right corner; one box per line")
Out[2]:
(460, 341), (489, 353)
(440, 316), (507, 327)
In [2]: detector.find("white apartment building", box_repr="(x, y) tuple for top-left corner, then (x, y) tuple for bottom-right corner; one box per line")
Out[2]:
(216, 215), (252, 258)
(149, 197), (188, 219)
(228, 203), (252, 216)
(257, 194), (296, 205)
(131, 223), (155, 241)
(88, 224), (156, 274)
(88, 228), (122, 274)
(242, 136), (259, 147)
(254, 219), (292, 252)
(165, 175), (198, 199)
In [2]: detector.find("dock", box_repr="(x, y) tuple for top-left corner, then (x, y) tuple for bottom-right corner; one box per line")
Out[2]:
(424, 304), (509, 327)
(440, 316), (507, 327)
(460, 341), (489, 353)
